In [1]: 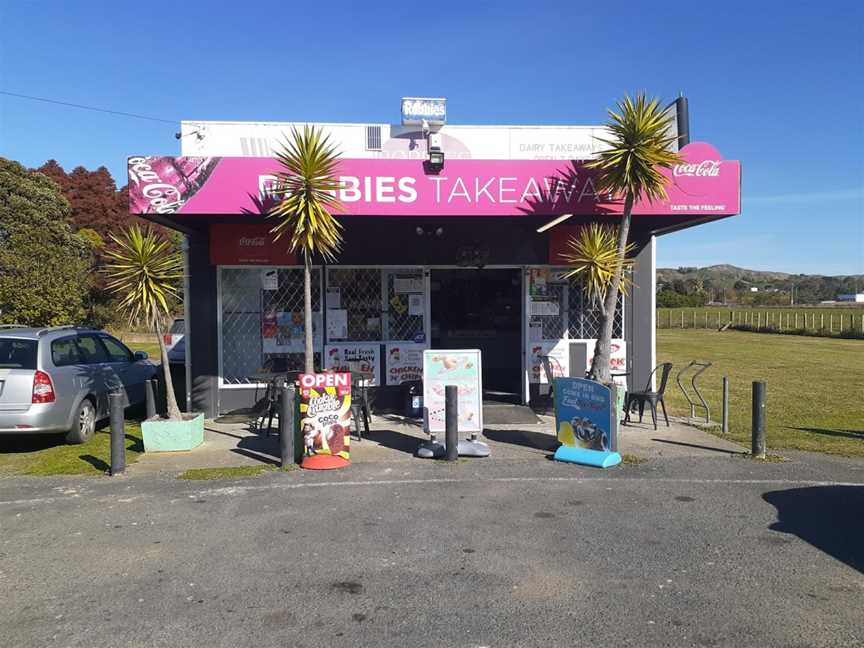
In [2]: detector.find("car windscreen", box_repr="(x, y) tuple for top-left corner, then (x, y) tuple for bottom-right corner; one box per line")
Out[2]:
(168, 319), (185, 335)
(0, 338), (38, 369)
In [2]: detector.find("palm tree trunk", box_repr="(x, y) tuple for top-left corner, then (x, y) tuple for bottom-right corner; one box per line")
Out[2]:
(304, 251), (314, 374)
(155, 318), (182, 419)
(588, 193), (634, 384)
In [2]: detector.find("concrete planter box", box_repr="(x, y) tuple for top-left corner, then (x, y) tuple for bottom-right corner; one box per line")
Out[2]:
(142, 413), (204, 452)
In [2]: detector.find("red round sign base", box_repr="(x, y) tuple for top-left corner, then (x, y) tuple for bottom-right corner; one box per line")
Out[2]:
(301, 455), (351, 470)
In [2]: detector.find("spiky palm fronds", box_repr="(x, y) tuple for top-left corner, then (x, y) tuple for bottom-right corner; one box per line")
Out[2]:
(561, 223), (635, 305)
(104, 225), (184, 419)
(269, 125), (344, 261)
(587, 93), (683, 202)
(103, 225), (182, 329)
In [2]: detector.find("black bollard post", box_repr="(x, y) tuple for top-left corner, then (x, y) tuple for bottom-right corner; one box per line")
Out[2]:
(445, 385), (458, 461)
(279, 383), (295, 469)
(721, 376), (729, 435)
(109, 391), (126, 475)
(145, 379), (156, 420)
(751, 381), (766, 459)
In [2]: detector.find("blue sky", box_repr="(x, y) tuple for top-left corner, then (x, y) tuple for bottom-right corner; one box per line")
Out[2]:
(1, 0), (862, 275)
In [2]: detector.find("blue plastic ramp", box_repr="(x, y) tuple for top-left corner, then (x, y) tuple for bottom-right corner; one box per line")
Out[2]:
(553, 446), (621, 468)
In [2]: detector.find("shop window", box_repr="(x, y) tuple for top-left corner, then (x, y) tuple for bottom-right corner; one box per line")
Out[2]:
(527, 267), (623, 341)
(220, 267), (322, 385)
(325, 268), (383, 341)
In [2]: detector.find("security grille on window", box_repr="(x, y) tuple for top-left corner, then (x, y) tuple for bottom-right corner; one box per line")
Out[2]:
(325, 268), (383, 341)
(220, 267), (322, 384)
(528, 268), (623, 340)
(385, 269), (425, 342)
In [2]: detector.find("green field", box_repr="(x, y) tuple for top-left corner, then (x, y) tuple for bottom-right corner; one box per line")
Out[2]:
(657, 329), (864, 457)
(657, 306), (864, 334)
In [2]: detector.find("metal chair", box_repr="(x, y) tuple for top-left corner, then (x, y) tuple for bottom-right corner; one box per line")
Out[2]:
(623, 363), (673, 430)
(349, 372), (371, 441)
(539, 355), (563, 400)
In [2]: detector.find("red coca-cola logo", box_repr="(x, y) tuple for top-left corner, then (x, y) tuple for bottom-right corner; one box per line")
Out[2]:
(239, 237), (267, 247)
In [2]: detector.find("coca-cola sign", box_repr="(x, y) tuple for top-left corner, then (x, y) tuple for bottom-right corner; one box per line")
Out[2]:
(673, 160), (721, 177)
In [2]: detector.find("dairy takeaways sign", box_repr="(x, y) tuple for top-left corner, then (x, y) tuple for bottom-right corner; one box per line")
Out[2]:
(128, 142), (740, 218)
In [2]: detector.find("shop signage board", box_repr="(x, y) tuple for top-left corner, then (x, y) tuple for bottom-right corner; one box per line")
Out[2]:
(298, 372), (352, 469)
(423, 349), (483, 434)
(209, 223), (297, 265)
(324, 343), (381, 386)
(386, 343), (426, 385)
(553, 377), (614, 453)
(128, 142), (740, 218)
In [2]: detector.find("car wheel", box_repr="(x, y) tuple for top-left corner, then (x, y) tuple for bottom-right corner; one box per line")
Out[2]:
(66, 399), (96, 445)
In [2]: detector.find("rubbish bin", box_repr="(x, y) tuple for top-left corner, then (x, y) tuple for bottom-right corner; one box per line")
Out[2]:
(403, 381), (423, 418)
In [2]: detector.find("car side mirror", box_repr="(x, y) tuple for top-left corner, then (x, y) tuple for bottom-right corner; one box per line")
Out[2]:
(134, 351), (148, 361)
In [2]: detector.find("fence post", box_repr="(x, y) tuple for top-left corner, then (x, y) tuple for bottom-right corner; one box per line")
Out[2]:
(109, 391), (125, 476)
(681, 311), (684, 329)
(820, 313), (824, 330)
(830, 314), (833, 333)
(693, 310), (696, 329)
(751, 381), (766, 459)
(757, 312), (761, 329)
(722, 376), (729, 435)
(445, 385), (458, 462)
(795, 313), (798, 330)
(279, 383), (295, 468)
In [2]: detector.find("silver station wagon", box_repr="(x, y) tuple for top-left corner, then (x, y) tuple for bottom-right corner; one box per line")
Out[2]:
(0, 326), (157, 444)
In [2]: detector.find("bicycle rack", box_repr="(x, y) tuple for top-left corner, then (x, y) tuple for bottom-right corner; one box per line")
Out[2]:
(676, 361), (713, 423)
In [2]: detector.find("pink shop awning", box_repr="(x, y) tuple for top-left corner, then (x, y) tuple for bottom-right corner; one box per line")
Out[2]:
(128, 142), (740, 219)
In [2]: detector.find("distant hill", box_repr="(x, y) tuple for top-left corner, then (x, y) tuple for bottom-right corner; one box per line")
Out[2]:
(657, 265), (863, 304)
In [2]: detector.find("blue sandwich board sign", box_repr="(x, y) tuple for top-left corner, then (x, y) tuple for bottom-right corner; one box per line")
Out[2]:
(552, 377), (621, 468)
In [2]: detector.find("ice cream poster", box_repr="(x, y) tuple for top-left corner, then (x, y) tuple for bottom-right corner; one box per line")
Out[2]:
(298, 372), (352, 469)
(422, 349), (483, 434)
(553, 377), (613, 452)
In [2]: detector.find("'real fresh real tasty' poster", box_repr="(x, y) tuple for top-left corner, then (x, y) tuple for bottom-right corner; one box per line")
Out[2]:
(298, 372), (352, 470)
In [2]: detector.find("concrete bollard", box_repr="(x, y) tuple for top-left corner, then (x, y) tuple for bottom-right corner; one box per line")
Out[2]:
(109, 391), (126, 475)
(445, 385), (458, 462)
(279, 383), (295, 468)
(145, 379), (156, 420)
(751, 381), (766, 459)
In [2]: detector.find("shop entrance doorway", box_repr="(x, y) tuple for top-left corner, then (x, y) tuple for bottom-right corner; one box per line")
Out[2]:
(430, 268), (522, 402)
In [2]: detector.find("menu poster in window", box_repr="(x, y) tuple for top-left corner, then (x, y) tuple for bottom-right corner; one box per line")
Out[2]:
(423, 349), (483, 434)
(408, 294), (424, 316)
(386, 343), (425, 385)
(324, 343), (381, 386)
(529, 340), (569, 384)
(262, 311), (322, 354)
(326, 287), (341, 310)
(261, 269), (278, 291)
(530, 300), (559, 316)
(394, 276), (424, 294)
(327, 309), (348, 340)
(529, 268), (548, 297)
(298, 371), (351, 469)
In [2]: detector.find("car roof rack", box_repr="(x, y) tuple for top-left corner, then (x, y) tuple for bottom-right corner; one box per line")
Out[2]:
(35, 325), (89, 336)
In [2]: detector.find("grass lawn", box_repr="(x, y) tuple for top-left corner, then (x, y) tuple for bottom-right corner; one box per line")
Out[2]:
(657, 329), (864, 457)
(177, 465), (277, 480)
(0, 423), (144, 477)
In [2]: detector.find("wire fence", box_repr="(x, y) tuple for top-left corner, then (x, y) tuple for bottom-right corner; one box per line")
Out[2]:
(657, 308), (864, 338)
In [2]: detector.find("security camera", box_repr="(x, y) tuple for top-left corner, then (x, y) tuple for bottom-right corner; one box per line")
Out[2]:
(174, 132), (182, 140)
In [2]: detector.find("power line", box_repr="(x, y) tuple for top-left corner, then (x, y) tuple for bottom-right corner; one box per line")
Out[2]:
(0, 90), (178, 125)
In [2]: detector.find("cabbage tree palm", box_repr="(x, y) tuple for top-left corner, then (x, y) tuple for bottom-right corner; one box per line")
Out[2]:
(104, 225), (184, 419)
(585, 94), (683, 383)
(561, 222), (635, 307)
(269, 125), (344, 374)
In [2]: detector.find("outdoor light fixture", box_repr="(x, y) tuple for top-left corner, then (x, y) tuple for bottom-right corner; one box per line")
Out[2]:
(426, 131), (444, 170)
(536, 213), (573, 233)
